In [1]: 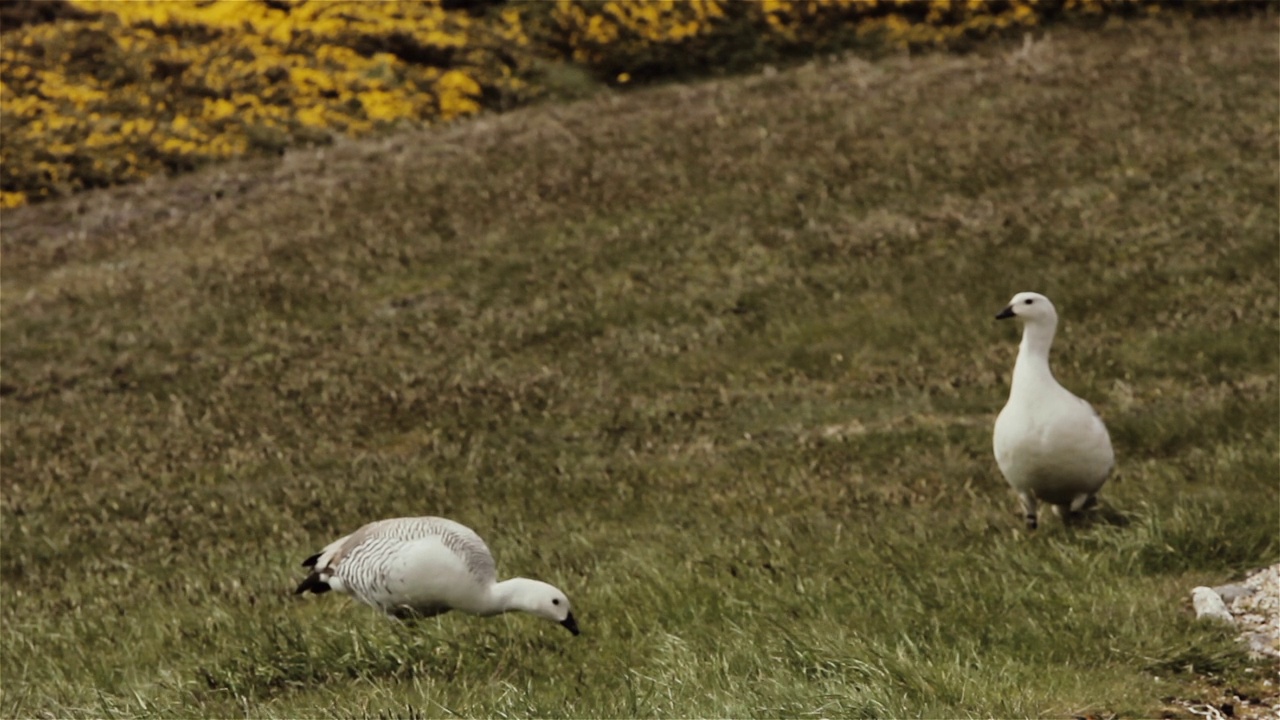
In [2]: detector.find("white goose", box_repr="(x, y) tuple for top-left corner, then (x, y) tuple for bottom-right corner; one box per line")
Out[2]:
(993, 292), (1114, 529)
(295, 516), (579, 635)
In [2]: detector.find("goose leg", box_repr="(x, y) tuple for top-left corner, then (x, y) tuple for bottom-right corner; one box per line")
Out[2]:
(1019, 492), (1038, 530)
(1072, 493), (1098, 512)
(1061, 493), (1094, 521)
(1051, 503), (1077, 525)
(1052, 494), (1097, 525)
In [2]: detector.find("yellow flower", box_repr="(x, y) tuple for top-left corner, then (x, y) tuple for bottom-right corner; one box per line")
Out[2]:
(204, 98), (238, 121)
(360, 90), (417, 122)
(436, 69), (482, 120)
(296, 105), (328, 128)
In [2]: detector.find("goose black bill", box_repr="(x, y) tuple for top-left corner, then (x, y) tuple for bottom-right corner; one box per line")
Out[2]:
(560, 612), (580, 636)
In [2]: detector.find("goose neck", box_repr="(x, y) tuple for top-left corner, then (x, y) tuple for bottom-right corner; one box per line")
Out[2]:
(486, 577), (534, 616)
(1011, 321), (1057, 391)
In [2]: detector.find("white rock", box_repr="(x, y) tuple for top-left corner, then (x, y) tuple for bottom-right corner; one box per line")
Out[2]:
(992, 292), (1114, 529)
(295, 516), (579, 635)
(1192, 586), (1234, 623)
(1229, 563), (1280, 658)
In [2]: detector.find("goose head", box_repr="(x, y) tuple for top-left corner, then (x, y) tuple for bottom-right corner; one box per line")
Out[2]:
(996, 292), (1057, 325)
(505, 578), (579, 635)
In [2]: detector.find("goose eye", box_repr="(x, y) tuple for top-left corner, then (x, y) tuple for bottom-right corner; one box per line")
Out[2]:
(1024, 298), (1033, 305)
(552, 598), (561, 606)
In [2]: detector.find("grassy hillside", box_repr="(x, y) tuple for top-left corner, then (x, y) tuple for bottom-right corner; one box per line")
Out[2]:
(2, 14), (1277, 719)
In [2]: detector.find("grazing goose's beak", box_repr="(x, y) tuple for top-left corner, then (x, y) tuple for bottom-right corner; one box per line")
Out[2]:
(560, 612), (580, 636)
(995, 305), (1016, 320)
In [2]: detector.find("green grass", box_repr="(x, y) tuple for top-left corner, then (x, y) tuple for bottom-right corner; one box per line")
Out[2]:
(2, 15), (1277, 719)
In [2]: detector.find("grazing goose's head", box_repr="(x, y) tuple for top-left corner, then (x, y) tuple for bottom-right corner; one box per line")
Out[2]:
(505, 578), (579, 636)
(996, 292), (1057, 325)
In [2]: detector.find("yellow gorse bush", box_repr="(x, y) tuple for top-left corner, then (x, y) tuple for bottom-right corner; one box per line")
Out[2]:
(0, 0), (1265, 208)
(554, 0), (727, 63)
(2, 0), (527, 206)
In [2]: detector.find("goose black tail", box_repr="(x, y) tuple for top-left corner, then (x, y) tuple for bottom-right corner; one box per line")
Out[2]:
(301, 552), (322, 568)
(295, 572), (331, 595)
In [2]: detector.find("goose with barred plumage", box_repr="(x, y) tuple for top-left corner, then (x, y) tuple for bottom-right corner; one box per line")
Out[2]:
(295, 516), (579, 635)
(993, 292), (1114, 530)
